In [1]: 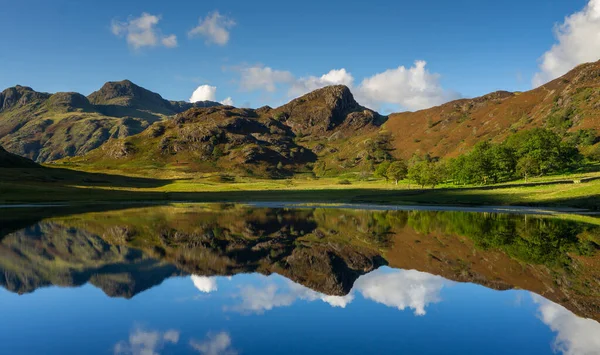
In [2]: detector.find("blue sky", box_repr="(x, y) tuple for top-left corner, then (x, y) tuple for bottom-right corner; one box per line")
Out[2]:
(0, 0), (596, 111)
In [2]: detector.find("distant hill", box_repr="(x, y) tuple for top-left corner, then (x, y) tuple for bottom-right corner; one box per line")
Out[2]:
(0, 80), (220, 162)
(385, 61), (600, 159)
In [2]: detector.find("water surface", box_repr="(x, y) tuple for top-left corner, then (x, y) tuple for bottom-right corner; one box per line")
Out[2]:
(1, 203), (600, 354)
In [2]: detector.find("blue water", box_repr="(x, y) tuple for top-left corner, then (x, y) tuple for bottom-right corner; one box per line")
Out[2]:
(0, 267), (595, 355)
(1, 204), (600, 354)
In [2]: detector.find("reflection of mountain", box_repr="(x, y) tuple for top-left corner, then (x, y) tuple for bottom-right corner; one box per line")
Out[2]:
(1, 204), (600, 321)
(0, 222), (181, 298)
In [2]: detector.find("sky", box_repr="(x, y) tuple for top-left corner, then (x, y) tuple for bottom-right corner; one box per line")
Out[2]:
(0, 0), (597, 112)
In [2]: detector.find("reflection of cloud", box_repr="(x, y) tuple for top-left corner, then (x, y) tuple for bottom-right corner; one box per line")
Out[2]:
(355, 269), (446, 316)
(231, 276), (353, 314)
(533, 295), (600, 355)
(230, 268), (445, 315)
(191, 275), (218, 293)
(114, 327), (179, 355)
(190, 332), (237, 355)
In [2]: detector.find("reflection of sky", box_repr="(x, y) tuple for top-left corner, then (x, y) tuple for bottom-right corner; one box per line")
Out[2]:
(533, 295), (600, 355)
(226, 268), (445, 316)
(1, 268), (600, 354)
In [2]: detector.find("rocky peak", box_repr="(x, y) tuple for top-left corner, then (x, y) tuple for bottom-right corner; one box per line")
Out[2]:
(0, 85), (51, 112)
(276, 85), (380, 137)
(88, 80), (161, 103)
(48, 92), (93, 112)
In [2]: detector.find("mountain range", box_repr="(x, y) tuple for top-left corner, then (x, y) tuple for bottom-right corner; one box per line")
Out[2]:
(1, 61), (600, 174)
(0, 80), (220, 162)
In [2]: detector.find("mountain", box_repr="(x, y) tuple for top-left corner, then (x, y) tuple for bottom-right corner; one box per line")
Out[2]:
(0, 80), (221, 163)
(69, 85), (386, 177)
(385, 61), (600, 159)
(0, 144), (39, 168)
(3, 61), (600, 170)
(88, 79), (220, 117)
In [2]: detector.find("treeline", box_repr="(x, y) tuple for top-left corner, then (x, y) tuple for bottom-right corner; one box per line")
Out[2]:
(375, 128), (597, 187)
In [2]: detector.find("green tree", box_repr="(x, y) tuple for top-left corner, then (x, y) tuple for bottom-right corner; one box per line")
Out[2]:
(387, 160), (408, 185)
(374, 161), (391, 181)
(516, 155), (538, 182)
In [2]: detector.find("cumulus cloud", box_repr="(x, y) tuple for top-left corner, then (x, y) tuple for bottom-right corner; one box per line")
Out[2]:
(189, 11), (236, 46)
(357, 61), (460, 111)
(111, 13), (177, 49)
(354, 268), (447, 316)
(189, 85), (235, 105)
(190, 332), (237, 355)
(237, 62), (458, 111)
(190, 85), (217, 102)
(114, 327), (180, 355)
(191, 275), (218, 293)
(533, 0), (600, 86)
(289, 69), (355, 97)
(220, 97), (234, 106)
(533, 294), (600, 355)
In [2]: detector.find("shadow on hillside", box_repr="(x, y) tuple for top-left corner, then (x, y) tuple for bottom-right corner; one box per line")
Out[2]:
(0, 167), (173, 189)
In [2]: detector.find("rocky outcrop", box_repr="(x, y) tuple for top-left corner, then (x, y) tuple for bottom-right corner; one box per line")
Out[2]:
(276, 85), (383, 137)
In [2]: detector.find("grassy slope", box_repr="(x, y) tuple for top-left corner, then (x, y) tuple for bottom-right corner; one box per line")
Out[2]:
(1, 164), (600, 210)
(385, 61), (600, 160)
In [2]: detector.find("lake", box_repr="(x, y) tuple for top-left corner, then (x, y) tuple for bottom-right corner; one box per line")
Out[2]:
(1, 203), (600, 355)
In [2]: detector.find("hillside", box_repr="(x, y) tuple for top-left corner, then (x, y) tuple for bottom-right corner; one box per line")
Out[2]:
(0, 80), (220, 162)
(385, 61), (600, 160)
(66, 85), (386, 177)
(0, 145), (39, 168)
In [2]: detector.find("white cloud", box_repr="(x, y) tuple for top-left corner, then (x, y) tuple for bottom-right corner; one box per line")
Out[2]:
(190, 332), (237, 355)
(533, 294), (600, 355)
(111, 13), (177, 50)
(533, 0), (600, 87)
(357, 61), (459, 111)
(289, 69), (355, 97)
(354, 268), (447, 316)
(236, 62), (458, 111)
(189, 11), (236, 46)
(161, 35), (178, 48)
(190, 85), (217, 102)
(189, 85), (234, 105)
(220, 97), (234, 106)
(191, 275), (218, 293)
(239, 66), (295, 92)
(114, 328), (180, 355)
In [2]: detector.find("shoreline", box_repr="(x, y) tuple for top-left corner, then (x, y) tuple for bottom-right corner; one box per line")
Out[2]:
(1, 200), (597, 216)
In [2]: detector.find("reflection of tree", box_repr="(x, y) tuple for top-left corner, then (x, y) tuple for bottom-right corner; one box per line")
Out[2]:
(405, 211), (600, 269)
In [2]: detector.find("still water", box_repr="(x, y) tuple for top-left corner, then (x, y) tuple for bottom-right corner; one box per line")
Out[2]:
(1, 203), (600, 355)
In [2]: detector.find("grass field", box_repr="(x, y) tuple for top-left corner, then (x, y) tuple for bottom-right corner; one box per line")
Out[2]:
(1, 165), (600, 211)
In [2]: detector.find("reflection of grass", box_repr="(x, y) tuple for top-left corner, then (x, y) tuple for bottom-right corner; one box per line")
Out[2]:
(1, 166), (600, 211)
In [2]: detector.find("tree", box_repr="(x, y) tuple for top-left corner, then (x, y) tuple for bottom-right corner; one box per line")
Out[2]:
(387, 160), (408, 185)
(374, 161), (391, 181)
(408, 160), (446, 188)
(516, 155), (538, 182)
